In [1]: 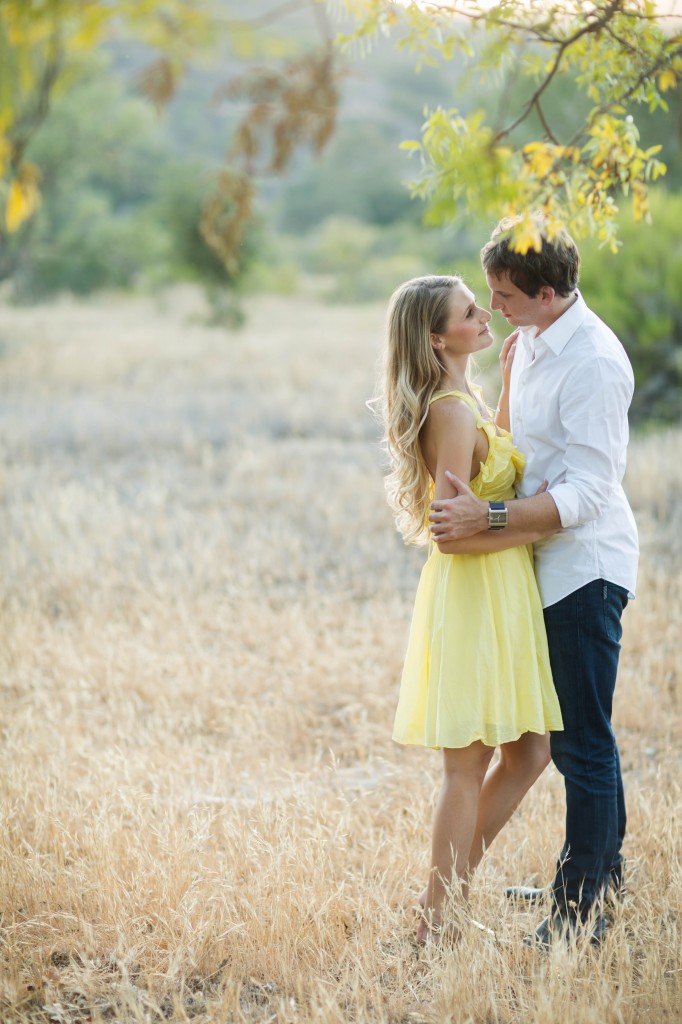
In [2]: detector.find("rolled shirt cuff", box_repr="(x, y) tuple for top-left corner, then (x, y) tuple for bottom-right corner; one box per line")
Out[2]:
(547, 483), (581, 529)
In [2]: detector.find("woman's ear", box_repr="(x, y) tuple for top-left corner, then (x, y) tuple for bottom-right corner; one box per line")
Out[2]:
(430, 334), (443, 352)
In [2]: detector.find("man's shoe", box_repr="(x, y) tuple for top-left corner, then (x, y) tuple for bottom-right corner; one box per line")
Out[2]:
(505, 885), (546, 904)
(523, 912), (609, 950)
(508, 870), (628, 908)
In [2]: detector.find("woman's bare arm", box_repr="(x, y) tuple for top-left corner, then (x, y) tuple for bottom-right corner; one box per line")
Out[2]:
(435, 526), (550, 555)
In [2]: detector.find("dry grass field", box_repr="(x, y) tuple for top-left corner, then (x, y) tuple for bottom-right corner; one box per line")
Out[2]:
(1, 286), (681, 1023)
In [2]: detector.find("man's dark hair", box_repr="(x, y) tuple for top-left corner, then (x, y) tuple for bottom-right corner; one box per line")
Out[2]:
(481, 217), (580, 298)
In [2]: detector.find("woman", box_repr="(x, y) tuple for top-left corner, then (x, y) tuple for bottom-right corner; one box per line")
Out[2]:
(378, 275), (563, 943)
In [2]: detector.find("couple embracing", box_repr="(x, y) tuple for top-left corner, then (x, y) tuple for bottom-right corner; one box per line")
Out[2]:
(378, 218), (638, 948)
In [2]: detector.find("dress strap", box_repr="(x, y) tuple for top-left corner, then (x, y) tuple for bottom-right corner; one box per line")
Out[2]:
(429, 388), (488, 427)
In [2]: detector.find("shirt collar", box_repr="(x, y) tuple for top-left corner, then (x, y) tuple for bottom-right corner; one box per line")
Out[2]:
(518, 325), (538, 358)
(535, 290), (587, 355)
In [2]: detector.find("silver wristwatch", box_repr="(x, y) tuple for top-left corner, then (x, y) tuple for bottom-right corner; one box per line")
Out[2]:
(488, 501), (508, 530)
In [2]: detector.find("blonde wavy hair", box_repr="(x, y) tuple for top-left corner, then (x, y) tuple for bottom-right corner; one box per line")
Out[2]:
(374, 274), (463, 545)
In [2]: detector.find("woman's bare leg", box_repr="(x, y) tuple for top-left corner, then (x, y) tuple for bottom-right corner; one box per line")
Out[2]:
(466, 731), (551, 875)
(417, 741), (495, 943)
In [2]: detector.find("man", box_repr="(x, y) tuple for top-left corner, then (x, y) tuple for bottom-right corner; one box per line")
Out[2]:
(429, 218), (639, 947)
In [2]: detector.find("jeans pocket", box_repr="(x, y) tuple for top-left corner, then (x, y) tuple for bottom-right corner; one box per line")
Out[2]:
(602, 582), (627, 643)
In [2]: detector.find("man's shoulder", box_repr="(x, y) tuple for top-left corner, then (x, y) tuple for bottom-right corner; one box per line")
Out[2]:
(569, 307), (631, 366)
(581, 303), (619, 338)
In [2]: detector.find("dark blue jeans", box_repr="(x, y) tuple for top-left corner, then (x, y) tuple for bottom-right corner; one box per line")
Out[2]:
(543, 578), (629, 918)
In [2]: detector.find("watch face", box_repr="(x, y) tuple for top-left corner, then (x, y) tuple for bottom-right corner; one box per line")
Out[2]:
(488, 508), (508, 529)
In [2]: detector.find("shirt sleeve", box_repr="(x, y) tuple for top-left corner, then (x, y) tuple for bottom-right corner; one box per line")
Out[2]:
(547, 355), (634, 529)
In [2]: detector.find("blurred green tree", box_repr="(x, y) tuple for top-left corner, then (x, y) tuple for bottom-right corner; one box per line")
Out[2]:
(0, 2), (209, 225)
(3, 65), (262, 299)
(281, 122), (419, 230)
(0, 0), (341, 277)
(580, 189), (682, 423)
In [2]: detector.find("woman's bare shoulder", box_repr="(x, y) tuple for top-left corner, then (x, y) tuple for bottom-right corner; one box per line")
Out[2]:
(425, 394), (478, 434)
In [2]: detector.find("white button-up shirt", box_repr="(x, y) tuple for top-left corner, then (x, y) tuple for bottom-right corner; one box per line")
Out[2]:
(510, 291), (639, 608)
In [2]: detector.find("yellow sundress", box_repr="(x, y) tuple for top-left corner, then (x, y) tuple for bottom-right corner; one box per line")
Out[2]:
(392, 387), (563, 749)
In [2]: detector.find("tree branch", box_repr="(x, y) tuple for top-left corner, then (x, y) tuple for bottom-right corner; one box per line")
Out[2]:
(10, 31), (62, 171)
(534, 97), (559, 144)
(490, 43), (566, 142)
(490, 0), (628, 143)
(566, 45), (680, 146)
